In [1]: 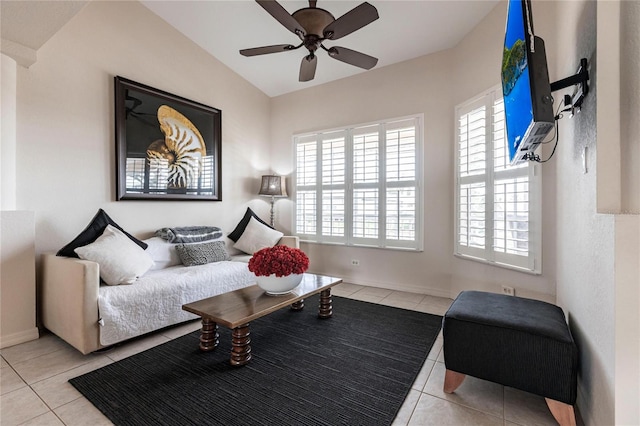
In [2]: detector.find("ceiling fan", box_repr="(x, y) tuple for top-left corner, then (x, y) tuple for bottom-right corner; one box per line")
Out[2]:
(240, 0), (379, 82)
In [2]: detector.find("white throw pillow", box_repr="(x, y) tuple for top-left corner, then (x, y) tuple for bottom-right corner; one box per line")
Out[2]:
(142, 237), (182, 270)
(233, 216), (284, 254)
(75, 225), (154, 285)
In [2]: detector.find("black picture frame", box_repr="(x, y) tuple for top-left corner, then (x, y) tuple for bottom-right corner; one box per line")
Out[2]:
(114, 76), (222, 201)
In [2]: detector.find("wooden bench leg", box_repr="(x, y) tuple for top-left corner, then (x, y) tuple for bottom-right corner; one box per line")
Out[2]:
(443, 369), (466, 393)
(545, 398), (576, 426)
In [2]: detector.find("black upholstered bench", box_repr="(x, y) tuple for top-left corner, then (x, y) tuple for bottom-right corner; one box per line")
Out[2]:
(442, 291), (578, 426)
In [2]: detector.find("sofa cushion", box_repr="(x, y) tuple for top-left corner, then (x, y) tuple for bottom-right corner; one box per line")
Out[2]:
(74, 225), (154, 285)
(233, 216), (284, 255)
(227, 207), (273, 242)
(97, 260), (254, 346)
(143, 237), (182, 270)
(175, 240), (231, 266)
(57, 209), (147, 258)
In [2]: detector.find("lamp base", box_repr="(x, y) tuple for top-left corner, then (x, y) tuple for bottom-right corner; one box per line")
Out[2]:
(269, 196), (275, 227)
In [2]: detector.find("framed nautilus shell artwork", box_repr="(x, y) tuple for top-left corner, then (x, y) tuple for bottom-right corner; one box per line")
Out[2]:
(115, 76), (222, 201)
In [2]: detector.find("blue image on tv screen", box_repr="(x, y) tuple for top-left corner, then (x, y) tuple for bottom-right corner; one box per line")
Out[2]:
(502, 0), (534, 162)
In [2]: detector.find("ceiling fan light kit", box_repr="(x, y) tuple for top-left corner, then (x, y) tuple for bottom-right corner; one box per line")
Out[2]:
(241, 0), (379, 82)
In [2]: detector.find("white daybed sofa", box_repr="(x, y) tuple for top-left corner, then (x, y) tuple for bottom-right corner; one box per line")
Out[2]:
(42, 206), (299, 355)
(42, 235), (298, 355)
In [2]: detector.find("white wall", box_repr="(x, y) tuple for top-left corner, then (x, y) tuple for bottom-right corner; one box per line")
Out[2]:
(271, 2), (639, 423)
(2, 53), (38, 348)
(553, 1), (616, 424)
(9, 0), (638, 421)
(619, 0), (640, 213)
(270, 2), (557, 301)
(0, 211), (38, 348)
(552, 1), (640, 423)
(597, 0), (640, 215)
(614, 214), (640, 425)
(16, 1), (273, 257)
(1, 54), (17, 210)
(450, 1), (556, 302)
(270, 51), (455, 297)
(613, 1), (640, 424)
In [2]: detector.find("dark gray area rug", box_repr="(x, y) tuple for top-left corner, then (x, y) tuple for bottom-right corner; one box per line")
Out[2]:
(70, 295), (442, 426)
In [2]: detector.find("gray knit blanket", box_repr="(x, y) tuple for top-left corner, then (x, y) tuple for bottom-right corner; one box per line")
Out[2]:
(155, 226), (223, 243)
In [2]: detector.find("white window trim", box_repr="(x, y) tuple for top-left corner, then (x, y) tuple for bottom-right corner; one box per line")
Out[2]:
(454, 86), (542, 274)
(292, 114), (424, 252)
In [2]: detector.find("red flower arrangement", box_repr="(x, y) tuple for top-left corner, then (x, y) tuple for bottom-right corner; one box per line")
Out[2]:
(248, 245), (310, 277)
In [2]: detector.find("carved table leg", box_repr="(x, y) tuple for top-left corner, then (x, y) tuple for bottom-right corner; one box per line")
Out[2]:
(230, 323), (252, 366)
(199, 318), (219, 351)
(291, 299), (305, 311)
(318, 289), (333, 319)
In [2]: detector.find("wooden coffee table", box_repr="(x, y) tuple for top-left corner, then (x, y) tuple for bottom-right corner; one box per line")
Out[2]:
(182, 273), (342, 366)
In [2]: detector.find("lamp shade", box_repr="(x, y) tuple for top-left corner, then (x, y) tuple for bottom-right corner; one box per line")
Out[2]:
(259, 175), (287, 197)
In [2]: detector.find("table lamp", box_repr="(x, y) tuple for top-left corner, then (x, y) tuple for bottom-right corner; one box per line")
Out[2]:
(258, 175), (287, 226)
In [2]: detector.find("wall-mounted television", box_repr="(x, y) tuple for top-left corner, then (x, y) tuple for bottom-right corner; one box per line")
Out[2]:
(501, 0), (555, 165)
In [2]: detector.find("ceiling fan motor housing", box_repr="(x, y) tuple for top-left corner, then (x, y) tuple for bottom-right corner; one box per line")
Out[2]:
(292, 7), (335, 42)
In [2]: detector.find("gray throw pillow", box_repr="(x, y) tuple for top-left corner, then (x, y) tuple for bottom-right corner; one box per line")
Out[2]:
(175, 241), (231, 266)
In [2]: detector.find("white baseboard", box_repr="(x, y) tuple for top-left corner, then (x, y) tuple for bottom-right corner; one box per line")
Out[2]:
(321, 273), (452, 299)
(0, 327), (39, 349)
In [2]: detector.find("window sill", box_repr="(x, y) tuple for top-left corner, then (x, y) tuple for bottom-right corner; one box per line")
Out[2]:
(299, 239), (423, 253)
(454, 253), (541, 275)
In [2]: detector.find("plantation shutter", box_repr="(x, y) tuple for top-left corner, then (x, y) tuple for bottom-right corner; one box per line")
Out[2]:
(352, 125), (379, 242)
(295, 137), (318, 235)
(455, 88), (541, 273)
(321, 132), (346, 239)
(293, 115), (423, 251)
(386, 119), (418, 242)
(456, 99), (488, 259)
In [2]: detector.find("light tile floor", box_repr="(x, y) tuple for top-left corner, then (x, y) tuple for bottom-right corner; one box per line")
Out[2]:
(1, 284), (563, 426)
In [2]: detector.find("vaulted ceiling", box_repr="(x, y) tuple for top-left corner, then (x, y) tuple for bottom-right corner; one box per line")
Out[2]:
(1, 0), (501, 97)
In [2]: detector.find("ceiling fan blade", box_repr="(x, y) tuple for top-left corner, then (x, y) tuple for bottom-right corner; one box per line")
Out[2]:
(256, 0), (305, 36)
(323, 2), (379, 40)
(240, 44), (296, 56)
(327, 46), (378, 70)
(299, 55), (318, 82)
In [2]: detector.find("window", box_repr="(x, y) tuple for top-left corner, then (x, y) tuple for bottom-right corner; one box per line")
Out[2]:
(455, 87), (541, 273)
(293, 115), (423, 251)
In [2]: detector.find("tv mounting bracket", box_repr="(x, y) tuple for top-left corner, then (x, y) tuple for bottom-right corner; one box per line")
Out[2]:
(549, 58), (589, 112)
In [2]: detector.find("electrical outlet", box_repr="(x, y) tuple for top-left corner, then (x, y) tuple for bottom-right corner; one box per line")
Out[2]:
(501, 285), (515, 296)
(351, 259), (360, 266)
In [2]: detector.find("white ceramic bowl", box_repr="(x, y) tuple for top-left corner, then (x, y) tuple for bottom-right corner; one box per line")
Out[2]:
(255, 273), (303, 295)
